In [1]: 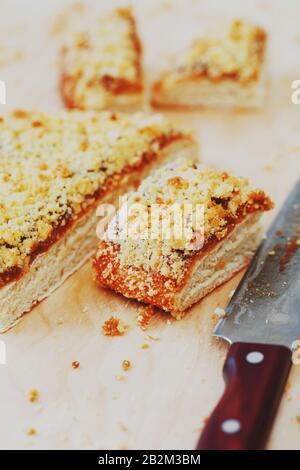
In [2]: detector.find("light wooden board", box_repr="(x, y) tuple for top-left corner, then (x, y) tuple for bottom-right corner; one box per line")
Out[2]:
(0, 0), (300, 450)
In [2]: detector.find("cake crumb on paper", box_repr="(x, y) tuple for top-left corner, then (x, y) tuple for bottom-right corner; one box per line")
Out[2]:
(119, 423), (128, 433)
(145, 334), (160, 341)
(284, 381), (291, 393)
(28, 389), (39, 403)
(122, 360), (131, 371)
(118, 444), (128, 450)
(115, 374), (125, 382)
(102, 317), (128, 336)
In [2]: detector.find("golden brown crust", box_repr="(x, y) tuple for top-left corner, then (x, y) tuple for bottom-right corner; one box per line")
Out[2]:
(0, 110), (187, 287)
(94, 160), (273, 313)
(60, 8), (143, 110)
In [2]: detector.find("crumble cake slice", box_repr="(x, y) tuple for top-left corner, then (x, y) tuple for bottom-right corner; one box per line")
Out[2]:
(61, 7), (143, 111)
(94, 159), (273, 317)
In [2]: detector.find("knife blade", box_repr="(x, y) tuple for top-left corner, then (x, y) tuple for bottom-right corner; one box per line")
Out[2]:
(197, 179), (300, 451)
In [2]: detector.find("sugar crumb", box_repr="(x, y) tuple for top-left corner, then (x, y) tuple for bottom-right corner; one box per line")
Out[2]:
(144, 334), (160, 341)
(102, 316), (128, 336)
(122, 360), (131, 371)
(115, 374), (125, 382)
(28, 389), (39, 403)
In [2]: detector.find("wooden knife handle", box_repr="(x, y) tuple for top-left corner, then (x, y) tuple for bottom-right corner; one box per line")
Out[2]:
(196, 342), (292, 450)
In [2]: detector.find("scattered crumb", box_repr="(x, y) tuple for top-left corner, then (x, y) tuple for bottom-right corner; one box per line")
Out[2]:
(119, 423), (128, 433)
(296, 416), (300, 424)
(194, 416), (209, 433)
(28, 389), (39, 403)
(136, 305), (155, 331)
(118, 444), (128, 450)
(141, 343), (151, 350)
(27, 428), (37, 436)
(145, 334), (160, 341)
(166, 319), (172, 325)
(214, 307), (226, 318)
(102, 316), (128, 336)
(285, 381), (291, 393)
(268, 250), (275, 256)
(115, 374), (125, 382)
(72, 361), (80, 369)
(122, 360), (131, 372)
(263, 164), (274, 172)
(56, 319), (64, 325)
(112, 396), (119, 400)
(82, 305), (89, 314)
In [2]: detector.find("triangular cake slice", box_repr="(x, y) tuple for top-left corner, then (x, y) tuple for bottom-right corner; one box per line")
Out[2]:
(0, 110), (196, 331)
(61, 8), (143, 111)
(151, 19), (267, 109)
(94, 159), (273, 317)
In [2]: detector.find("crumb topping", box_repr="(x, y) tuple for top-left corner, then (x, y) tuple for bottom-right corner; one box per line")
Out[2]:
(95, 159), (273, 302)
(62, 8), (142, 107)
(136, 305), (155, 330)
(102, 316), (128, 336)
(165, 19), (266, 85)
(0, 110), (177, 278)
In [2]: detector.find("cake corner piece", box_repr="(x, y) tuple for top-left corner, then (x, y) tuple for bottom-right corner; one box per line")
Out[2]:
(151, 19), (267, 110)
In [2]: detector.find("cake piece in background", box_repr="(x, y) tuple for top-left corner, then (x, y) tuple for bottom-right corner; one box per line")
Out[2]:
(60, 7), (144, 111)
(94, 159), (273, 317)
(151, 19), (267, 110)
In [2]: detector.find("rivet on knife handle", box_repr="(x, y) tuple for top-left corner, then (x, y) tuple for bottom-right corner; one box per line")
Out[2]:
(196, 342), (292, 450)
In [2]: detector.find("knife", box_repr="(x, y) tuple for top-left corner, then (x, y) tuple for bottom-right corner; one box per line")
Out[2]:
(197, 179), (300, 450)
